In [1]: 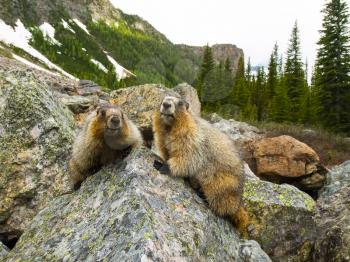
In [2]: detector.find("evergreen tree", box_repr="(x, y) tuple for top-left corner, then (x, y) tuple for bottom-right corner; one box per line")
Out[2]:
(233, 57), (249, 112)
(250, 67), (267, 121)
(224, 57), (231, 72)
(106, 65), (117, 89)
(284, 21), (306, 122)
(315, 0), (350, 134)
(267, 43), (279, 98)
(197, 45), (215, 101)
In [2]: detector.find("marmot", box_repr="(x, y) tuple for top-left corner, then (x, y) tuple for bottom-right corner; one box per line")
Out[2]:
(69, 104), (143, 188)
(153, 96), (249, 236)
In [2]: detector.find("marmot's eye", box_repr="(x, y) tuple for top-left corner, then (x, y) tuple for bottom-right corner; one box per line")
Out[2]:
(100, 110), (106, 117)
(178, 101), (184, 106)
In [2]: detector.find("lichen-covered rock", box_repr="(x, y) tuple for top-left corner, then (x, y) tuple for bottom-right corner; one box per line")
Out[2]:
(319, 160), (350, 197)
(0, 242), (8, 258)
(173, 83), (201, 116)
(0, 64), (75, 244)
(313, 186), (350, 262)
(243, 175), (316, 261)
(3, 148), (271, 262)
(312, 161), (350, 262)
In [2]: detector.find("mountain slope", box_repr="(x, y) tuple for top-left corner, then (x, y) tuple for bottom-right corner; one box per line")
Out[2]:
(0, 0), (243, 89)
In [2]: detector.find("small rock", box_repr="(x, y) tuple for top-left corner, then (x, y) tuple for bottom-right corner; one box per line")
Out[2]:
(76, 80), (101, 96)
(59, 94), (99, 113)
(319, 160), (350, 197)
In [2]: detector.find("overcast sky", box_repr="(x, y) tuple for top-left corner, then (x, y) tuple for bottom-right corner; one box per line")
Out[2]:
(111, 0), (349, 69)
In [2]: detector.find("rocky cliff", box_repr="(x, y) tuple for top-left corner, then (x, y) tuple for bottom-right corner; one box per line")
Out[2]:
(177, 44), (244, 72)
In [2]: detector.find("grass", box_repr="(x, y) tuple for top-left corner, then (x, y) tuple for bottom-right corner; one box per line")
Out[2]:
(255, 122), (350, 167)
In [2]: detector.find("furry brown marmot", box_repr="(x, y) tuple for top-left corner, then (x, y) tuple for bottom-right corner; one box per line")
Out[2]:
(153, 96), (248, 236)
(69, 104), (143, 188)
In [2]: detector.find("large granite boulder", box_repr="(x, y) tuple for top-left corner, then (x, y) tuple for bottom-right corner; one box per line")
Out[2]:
(2, 148), (271, 262)
(313, 161), (350, 262)
(0, 62), (75, 245)
(251, 135), (326, 193)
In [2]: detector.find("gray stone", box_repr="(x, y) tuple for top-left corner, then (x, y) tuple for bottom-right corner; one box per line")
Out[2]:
(207, 113), (263, 145)
(0, 242), (8, 259)
(0, 64), (75, 244)
(173, 83), (201, 116)
(3, 148), (270, 262)
(77, 80), (101, 96)
(313, 185), (350, 261)
(59, 93), (99, 113)
(319, 160), (350, 197)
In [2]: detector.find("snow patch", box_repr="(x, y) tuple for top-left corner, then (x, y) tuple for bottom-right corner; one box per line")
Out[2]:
(12, 54), (59, 76)
(39, 22), (61, 46)
(73, 19), (90, 35)
(107, 55), (135, 80)
(61, 19), (75, 34)
(91, 59), (108, 73)
(0, 19), (78, 80)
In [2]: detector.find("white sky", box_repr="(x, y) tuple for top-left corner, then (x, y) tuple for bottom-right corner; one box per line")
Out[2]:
(111, 0), (350, 69)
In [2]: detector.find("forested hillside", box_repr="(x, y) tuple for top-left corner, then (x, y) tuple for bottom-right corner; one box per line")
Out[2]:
(196, 0), (350, 135)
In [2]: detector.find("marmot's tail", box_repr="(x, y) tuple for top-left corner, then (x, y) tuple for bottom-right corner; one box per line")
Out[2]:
(232, 205), (250, 239)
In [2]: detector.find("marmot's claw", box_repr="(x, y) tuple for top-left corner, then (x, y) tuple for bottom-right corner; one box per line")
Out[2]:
(153, 160), (170, 174)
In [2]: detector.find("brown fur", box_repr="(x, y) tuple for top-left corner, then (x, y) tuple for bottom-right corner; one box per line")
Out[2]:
(69, 105), (143, 188)
(153, 96), (249, 237)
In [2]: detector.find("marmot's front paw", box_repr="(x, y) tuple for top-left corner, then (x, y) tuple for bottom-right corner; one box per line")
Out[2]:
(153, 160), (170, 174)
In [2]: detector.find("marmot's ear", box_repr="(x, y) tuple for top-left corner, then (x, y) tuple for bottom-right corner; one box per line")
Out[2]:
(96, 106), (106, 117)
(184, 101), (189, 110)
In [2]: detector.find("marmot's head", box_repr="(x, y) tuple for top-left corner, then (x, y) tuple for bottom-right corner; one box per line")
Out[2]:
(159, 96), (189, 125)
(96, 104), (125, 134)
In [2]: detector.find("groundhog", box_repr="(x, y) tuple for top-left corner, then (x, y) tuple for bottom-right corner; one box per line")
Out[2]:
(69, 104), (143, 188)
(153, 96), (249, 236)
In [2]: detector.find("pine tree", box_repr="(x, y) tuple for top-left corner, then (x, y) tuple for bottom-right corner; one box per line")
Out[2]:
(315, 0), (350, 134)
(284, 21), (306, 122)
(106, 64), (117, 89)
(233, 57), (249, 110)
(197, 44), (215, 101)
(267, 43), (279, 98)
(224, 57), (231, 72)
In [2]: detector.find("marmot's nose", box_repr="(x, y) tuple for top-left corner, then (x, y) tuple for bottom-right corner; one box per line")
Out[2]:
(111, 116), (120, 124)
(162, 102), (171, 109)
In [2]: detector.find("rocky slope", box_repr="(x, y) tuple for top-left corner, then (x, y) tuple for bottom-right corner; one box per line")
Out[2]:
(1, 56), (349, 262)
